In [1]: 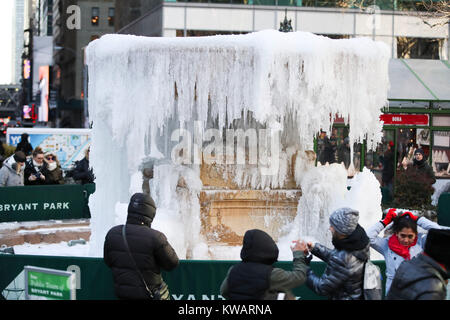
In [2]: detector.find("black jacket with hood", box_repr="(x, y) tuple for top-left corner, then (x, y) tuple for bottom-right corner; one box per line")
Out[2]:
(387, 253), (448, 300)
(103, 193), (179, 300)
(221, 229), (308, 300)
(16, 133), (33, 156)
(306, 224), (370, 300)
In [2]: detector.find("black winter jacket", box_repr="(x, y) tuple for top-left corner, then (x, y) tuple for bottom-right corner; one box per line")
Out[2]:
(306, 224), (370, 300)
(73, 158), (94, 184)
(103, 193), (179, 300)
(24, 159), (50, 185)
(221, 229), (308, 300)
(227, 262), (273, 300)
(387, 254), (448, 300)
(16, 136), (33, 156)
(381, 149), (395, 184)
(413, 158), (436, 185)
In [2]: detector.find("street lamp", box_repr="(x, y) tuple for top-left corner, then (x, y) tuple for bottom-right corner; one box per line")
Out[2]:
(279, 9), (293, 33)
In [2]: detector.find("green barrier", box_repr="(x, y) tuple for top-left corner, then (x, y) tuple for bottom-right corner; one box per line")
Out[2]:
(0, 184), (95, 222)
(0, 254), (386, 300)
(381, 186), (393, 205)
(438, 192), (450, 227)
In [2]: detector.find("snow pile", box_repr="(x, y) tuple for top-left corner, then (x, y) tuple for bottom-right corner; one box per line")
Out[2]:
(14, 241), (91, 257)
(341, 167), (383, 230)
(278, 163), (348, 259)
(278, 166), (384, 261)
(86, 30), (390, 257)
(150, 164), (206, 259)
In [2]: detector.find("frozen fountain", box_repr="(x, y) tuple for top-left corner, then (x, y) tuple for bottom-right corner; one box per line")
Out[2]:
(85, 30), (390, 259)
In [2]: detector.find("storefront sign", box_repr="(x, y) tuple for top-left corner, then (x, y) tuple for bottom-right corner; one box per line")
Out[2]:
(380, 114), (429, 126)
(25, 266), (76, 300)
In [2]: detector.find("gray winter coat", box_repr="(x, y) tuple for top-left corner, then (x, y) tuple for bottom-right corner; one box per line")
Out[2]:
(0, 156), (24, 187)
(306, 241), (370, 300)
(367, 217), (449, 295)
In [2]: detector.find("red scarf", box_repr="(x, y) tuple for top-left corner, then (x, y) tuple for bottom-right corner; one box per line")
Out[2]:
(388, 234), (417, 260)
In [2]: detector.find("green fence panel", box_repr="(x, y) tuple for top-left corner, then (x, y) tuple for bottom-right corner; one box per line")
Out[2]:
(0, 184), (95, 222)
(0, 254), (116, 300)
(0, 254), (387, 300)
(438, 193), (450, 227)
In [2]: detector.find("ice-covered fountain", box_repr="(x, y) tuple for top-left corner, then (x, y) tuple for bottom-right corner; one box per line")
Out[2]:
(85, 30), (390, 259)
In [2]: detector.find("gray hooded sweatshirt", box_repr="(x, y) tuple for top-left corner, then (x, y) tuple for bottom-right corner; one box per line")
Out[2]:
(0, 156), (25, 187)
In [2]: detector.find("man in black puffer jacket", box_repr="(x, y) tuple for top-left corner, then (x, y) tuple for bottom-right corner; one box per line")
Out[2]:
(306, 207), (370, 300)
(387, 228), (450, 300)
(103, 193), (179, 300)
(220, 229), (308, 300)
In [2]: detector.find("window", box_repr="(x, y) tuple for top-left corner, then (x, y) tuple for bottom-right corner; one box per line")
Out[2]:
(91, 7), (99, 26)
(108, 8), (114, 27)
(316, 34), (351, 39)
(366, 129), (395, 186)
(396, 128), (424, 169)
(176, 30), (248, 37)
(397, 37), (443, 60)
(316, 126), (363, 176)
(432, 131), (450, 178)
(433, 116), (450, 127)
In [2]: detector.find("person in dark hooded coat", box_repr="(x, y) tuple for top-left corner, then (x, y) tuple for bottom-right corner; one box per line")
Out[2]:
(220, 229), (308, 300)
(305, 207), (370, 300)
(15, 133), (33, 156)
(103, 193), (179, 300)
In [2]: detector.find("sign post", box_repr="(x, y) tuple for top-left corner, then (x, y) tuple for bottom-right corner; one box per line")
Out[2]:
(24, 266), (76, 300)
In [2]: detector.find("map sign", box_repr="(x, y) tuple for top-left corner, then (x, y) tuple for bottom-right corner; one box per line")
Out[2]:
(7, 128), (91, 169)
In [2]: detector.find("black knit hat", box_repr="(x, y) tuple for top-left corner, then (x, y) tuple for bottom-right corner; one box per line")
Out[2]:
(13, 151), (26, 163)
(424, 229), (450, 268)
(414, 149), (425, 156)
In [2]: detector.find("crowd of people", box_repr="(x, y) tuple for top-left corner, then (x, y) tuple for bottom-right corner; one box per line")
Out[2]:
(0, 134), (94, 187)
(1, 135), (448, 301)
(104, 193), (450, 301)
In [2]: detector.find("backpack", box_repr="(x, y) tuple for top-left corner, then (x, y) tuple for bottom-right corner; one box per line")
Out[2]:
(363, 260), (383, 300)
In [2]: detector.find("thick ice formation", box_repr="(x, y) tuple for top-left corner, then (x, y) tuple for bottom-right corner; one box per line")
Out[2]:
(277, 165), (383, 260)
(86, 30), (390, 257)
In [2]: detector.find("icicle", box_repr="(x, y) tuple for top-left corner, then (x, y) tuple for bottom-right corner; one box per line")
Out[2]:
(86, 30), (390, 257)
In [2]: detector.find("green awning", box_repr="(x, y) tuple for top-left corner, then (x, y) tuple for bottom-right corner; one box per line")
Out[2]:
(388, 59), (450, 102)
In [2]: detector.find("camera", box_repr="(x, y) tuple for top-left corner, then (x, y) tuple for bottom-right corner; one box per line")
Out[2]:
(34, 172), (41, 179)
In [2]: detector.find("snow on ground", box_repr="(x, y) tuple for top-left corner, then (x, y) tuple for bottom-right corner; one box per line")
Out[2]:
(13, 241), (92, 257)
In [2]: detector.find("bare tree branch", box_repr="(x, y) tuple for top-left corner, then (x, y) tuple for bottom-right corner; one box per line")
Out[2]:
(418, 0), (450, 27)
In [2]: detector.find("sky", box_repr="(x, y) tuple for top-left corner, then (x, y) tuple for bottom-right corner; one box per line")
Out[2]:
(0, 0), (14, 85)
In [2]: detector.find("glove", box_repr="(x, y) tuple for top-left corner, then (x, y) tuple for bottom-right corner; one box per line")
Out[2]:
(400, 211), (418, 222)
(381, 208), (397, 226)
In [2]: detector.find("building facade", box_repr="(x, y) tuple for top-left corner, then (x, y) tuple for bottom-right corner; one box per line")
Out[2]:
(52, 0), (114, 127)
(112, 0), (450, 192)
(115, 1), (449, 60)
